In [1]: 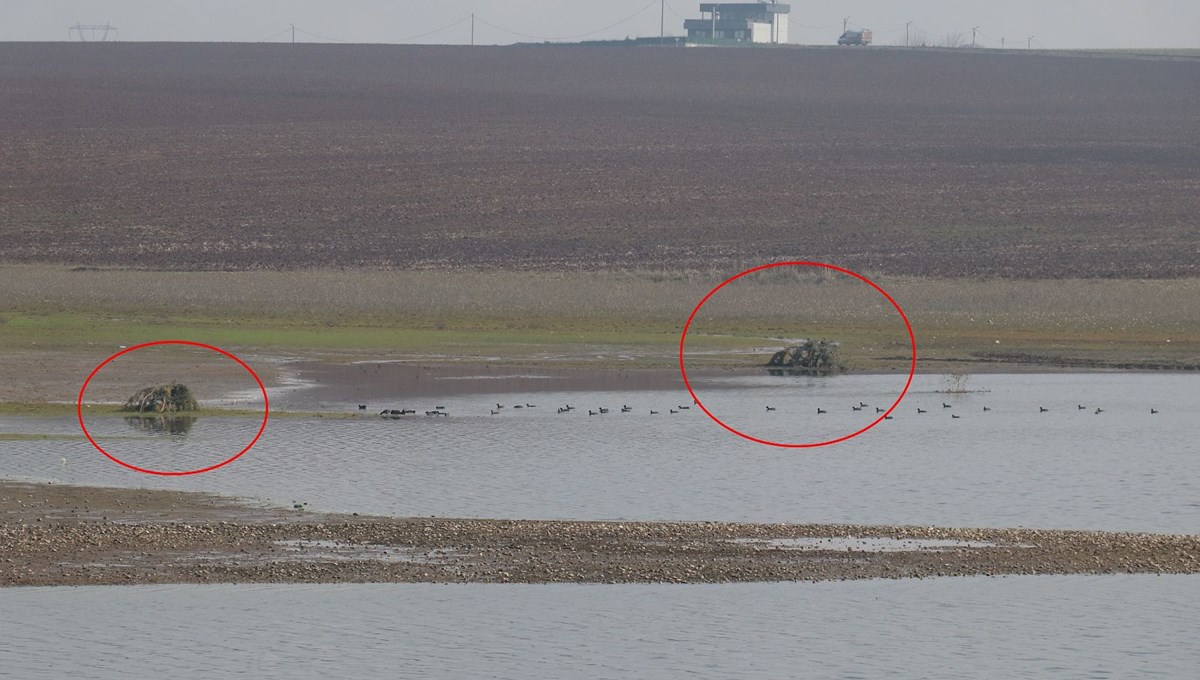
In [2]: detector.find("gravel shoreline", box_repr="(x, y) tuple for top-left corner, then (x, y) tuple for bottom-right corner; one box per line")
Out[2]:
(4, 481), (1199, 587)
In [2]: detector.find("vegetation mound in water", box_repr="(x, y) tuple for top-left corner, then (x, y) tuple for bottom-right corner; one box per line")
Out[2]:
(766, 339), (845, 374)
(121, 383), (200, 413)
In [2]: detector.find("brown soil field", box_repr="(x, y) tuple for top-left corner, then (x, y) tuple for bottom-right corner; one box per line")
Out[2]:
(2, 43), (1197, 277)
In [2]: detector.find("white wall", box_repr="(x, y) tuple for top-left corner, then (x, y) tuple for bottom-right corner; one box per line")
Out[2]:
(750, 16), (789, 43)
(750, 21), (772, 43)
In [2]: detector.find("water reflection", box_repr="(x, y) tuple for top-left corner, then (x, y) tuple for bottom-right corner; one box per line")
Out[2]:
(766, 368), (834, 377)
(124, 415), (197, 436)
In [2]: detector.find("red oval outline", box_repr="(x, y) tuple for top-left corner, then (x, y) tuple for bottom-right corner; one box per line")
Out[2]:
(76, 340), (270, 476)
(679, 261), (916, 448)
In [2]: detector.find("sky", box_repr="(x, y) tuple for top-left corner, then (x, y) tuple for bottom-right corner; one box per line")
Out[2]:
(1, 1), (1196, 50)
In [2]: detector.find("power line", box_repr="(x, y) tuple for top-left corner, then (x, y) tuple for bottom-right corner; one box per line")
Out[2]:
(292, 26), (349, 43)
(977, 29), (1015, 48)
(909, 22), (947, 38)
(475, 0), (661, 42)
(664, 0), (689, 23)
(257, 17), (471, 45)
(470, 16), (540, 41)
(788, 16), (905, 33)
(395, 15), (472, 43)
(255, 26), (293, 42)
(782, 17), (1040, 49)
(787, 19), (844, 30)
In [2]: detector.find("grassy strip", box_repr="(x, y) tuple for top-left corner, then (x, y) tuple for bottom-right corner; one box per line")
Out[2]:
(0, 402), (80, 417)
(2, 308), (1195, 372)
(0, 310), (682, 353)
(2, 267), (1196, 371)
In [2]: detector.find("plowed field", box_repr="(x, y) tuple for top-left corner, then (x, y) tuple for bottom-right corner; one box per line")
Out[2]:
(2, 43), (1197, 277)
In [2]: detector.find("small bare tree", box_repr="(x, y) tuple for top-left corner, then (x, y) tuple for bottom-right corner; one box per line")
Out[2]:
(939, 365), (971, 393)
(941, 31), (967, 48)
(895, 30), (931, 47)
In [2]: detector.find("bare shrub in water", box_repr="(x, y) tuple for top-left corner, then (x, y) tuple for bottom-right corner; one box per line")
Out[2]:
(121, 383), (199, 413)
(766, 339), (846, 374)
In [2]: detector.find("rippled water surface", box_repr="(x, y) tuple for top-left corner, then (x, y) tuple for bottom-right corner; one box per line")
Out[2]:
(3, 576), (1197, 679)
(4, 373), (1198, 531)
(5, 373), (1198, 679)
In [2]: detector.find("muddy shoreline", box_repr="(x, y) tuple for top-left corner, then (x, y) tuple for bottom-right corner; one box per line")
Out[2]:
(292, 357), (1200, 405)
(292, 361), (694, 404)
(4, 481), (1198, 587)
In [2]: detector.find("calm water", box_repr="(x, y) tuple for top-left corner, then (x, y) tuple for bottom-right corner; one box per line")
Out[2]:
(4, 373), (1196, 532)
(5, 373), (1198, 679)
(2, 576), (1197, 679)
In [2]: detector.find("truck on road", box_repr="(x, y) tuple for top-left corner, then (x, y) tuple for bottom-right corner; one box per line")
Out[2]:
(837, 29), (873, 45)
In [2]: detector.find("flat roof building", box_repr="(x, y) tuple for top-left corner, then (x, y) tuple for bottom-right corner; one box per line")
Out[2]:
(684, 2), (790, 44)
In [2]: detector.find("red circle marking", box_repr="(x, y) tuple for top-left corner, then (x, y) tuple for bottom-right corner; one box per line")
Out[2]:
(76, 340), (270, 475)
(679, 261), (916, 448)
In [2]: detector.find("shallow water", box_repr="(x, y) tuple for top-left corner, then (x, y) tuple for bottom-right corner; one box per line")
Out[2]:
(5, 373), (1197, 679)
(2, 576), (1197, 679)
(3, 373), (1198, 532)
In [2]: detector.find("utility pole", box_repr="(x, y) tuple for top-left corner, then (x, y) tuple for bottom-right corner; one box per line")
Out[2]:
(660, 0), (665, 44)
(471, 13), (475, 46)
(1001, 37), (1005, 49)
(971, 26), (979, 48)
(905, 21), (912, 47)
(291, 23), (295, 44)
(843, 16), (850, 33)
(1027, 35), (1034, 49)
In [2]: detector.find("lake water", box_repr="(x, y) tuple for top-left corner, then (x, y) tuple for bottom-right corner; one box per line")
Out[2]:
(3, 372), (1198, 532)
(3, 576), (1197, 679)
(5, 372), (1198, 678)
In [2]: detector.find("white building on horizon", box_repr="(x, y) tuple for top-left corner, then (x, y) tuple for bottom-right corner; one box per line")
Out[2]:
(683, 2), (790, 44)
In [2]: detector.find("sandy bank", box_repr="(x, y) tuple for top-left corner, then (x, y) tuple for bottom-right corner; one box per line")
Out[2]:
(3, 481), (1198, 587)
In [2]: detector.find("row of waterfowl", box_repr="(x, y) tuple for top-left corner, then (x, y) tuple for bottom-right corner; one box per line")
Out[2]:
(573, 404), (698, 415)
(758, 402), (1161, 417)
(365, 400), (1162, 419)
(366, 402), (701, 418)
(375, 407), (447, 418)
